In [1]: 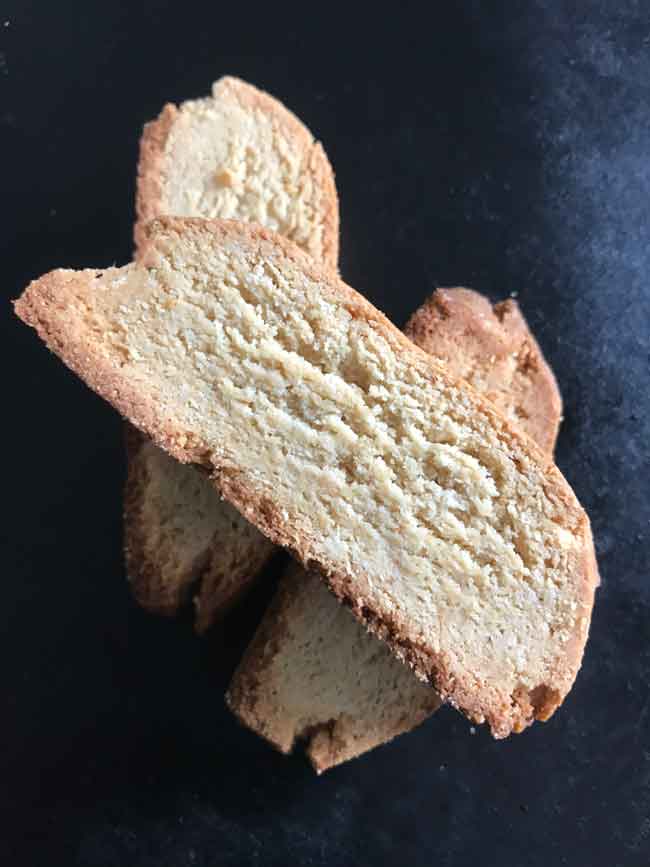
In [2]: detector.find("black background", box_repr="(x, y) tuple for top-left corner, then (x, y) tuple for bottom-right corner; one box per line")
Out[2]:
(2, 2), (649, 865)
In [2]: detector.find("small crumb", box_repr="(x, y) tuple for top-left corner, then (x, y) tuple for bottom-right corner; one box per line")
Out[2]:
(469, 726), (476, 735)
(3, 21), (9, 27)
(439, 764), (446, 772)
(510, 290), (519, 298)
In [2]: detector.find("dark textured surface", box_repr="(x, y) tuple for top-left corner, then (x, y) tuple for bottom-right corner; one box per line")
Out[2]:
(2, 2), (649, 865)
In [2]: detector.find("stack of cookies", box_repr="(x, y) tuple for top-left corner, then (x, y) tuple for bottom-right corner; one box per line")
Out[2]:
(14, 78), (599, 773)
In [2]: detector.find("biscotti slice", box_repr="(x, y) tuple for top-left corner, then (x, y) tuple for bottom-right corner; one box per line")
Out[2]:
(14, 217), (598, 737)
(135, 76), (339, 266)
(127, 76), (338, 627)
(405, 288), (562, 455)
(126, 282), (560, 631)
(124, 427), (276, 630)
(229, 564), (443, 772)
(227, 287), (564, 769)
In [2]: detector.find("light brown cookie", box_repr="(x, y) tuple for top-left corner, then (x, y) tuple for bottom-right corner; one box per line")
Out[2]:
(15, 218), (598, 738)
(124, 427), (276, 631)
(227, 287), (565, 770)
(227, 564), (442, 773)
(404, 288), (562, 455)
(135, 76), (339, 267)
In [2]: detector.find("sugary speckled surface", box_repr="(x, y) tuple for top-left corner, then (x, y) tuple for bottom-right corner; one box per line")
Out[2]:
(2, 2), (648, 865)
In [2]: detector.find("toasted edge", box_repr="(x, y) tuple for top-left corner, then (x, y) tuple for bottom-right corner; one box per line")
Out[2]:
(405, 288), (563, 455)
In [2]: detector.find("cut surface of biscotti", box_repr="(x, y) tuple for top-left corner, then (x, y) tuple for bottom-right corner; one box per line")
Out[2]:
(14, 217), (598, 737)
(124, 427), (276, 631)
(226, 287), (564, 769)
(127, 76), (338, 626)
(127, 283), (562, 634)
(228, 564), (442, 772)
(135, 76), (339, 267)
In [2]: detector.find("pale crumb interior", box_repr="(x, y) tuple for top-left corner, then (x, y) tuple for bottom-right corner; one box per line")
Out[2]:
(162, 83), (327, 261)
(62, 234), (587, 707)
(233, 289), (563, 759)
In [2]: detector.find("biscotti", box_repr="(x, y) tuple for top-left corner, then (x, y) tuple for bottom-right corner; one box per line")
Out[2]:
(135, 77), (339, 266)
(126, 76), (338, 626)
(227, 287), (565, 769)
(14, 217), (598, 737)
(228, 564), (443, 772)
(404, 288), (562, 455)
(124, 427), (276, 631)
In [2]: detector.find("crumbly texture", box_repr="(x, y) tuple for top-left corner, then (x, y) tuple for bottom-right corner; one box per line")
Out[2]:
(404, 288), (562, 455)
(14, 217), (598, 738)
(124, 427), (276, 631)
(227, 564), (442, 773)
(227, 287), (565, 769)
(128, 76), (338, 626)
(128, 285), (562, 634)
(135, 77), (339, 268)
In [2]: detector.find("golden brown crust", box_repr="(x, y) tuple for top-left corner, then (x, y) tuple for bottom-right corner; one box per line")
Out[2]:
(306, 139), (339, 272)
(134, 104), (178, 254)
(404, 288), (563, 455)
(14, 217), (598, 737)
(133, 77), (339, 268)
(492, 298), (563, 454)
